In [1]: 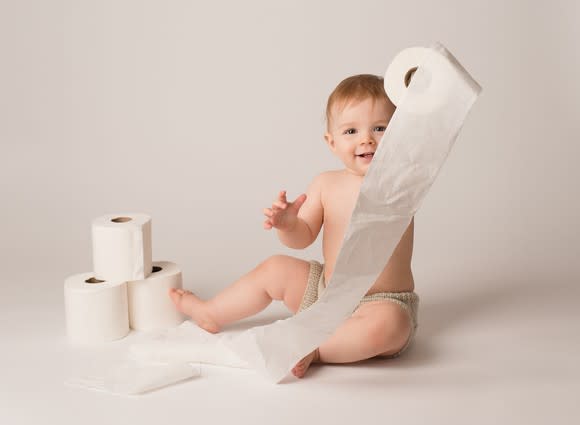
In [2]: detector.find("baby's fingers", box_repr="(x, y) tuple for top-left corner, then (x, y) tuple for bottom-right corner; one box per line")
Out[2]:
(273, 200), (287, 210)
(274, 190), (288, 209)
(278, 190), (287, 201)
(263, 208), (273, 217)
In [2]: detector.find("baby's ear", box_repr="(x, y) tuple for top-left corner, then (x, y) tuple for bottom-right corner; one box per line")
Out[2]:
(324, 133), (335, 151)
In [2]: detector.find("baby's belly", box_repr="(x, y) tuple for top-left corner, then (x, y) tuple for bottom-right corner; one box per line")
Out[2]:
(322, 234), (415, 293)
(323, 261), (415, 294)
(322, 216), (415, 293)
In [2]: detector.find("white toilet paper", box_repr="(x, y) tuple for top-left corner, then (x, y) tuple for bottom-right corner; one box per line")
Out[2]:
(384, 46), (452, 113)
(66, 360), (200, 396)
(129, 321), (248, 368)
(224, 42), (482, 382)
(92, 213), (153, 281)
(64, 273), (129, 345)
(128, 261), (185, 331)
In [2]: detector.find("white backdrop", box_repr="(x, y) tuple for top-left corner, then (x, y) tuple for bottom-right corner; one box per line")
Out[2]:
(1, 0), (579, 288)
(1, 1), (578, 423)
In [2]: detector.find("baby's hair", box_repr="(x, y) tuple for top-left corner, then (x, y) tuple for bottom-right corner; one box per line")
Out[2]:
(326, 74), (394, 130)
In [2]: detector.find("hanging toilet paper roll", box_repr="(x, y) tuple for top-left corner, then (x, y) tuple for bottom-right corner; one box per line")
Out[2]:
(92, 213), (152, 281)
(384, 46), (454, 113)
(127, 261), (185, 331)
(64, 273), (129, 345)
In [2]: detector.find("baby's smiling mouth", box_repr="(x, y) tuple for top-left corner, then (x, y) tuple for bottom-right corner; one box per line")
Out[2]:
(356, 152), (375, 158)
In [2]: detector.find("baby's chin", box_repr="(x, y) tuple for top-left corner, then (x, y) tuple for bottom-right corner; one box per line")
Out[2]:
(343, 167), (367, 177)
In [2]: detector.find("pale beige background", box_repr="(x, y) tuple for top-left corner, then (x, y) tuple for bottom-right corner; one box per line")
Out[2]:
(1, 0), (578, 424)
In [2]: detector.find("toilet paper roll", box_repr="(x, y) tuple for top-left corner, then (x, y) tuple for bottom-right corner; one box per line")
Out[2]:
(384, 46), (454, 113)
(127, 261), (185, 331)
(64, 273), (129, 345)
(92, 213), (152, 281)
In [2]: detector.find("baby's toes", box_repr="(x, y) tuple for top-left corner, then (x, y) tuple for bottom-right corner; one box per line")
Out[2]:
(293, 367), (305, 378)
(168, 289), (182, 306)
(292, 362), (306, 378)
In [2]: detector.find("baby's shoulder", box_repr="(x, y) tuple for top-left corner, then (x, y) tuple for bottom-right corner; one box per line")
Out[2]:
(313, 170), (348, 203)
(317, 169), (344, 184)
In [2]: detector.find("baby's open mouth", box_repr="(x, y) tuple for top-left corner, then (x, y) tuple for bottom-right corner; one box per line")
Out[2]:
(356, 153), (374, 158)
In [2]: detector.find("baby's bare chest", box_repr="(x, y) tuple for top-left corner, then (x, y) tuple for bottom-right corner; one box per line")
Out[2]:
(321, 178), (361, 254)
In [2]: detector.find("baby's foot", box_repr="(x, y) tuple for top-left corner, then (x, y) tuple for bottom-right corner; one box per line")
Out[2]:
(291, 348), (320, 378)
(168, 288), (220, 334)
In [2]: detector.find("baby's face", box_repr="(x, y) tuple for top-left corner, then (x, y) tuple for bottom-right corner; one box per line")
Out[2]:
(325, 97), (394, 177)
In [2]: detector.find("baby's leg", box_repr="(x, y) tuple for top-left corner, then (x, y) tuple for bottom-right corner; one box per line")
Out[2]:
(169, 255), (311, 333)
(319, 301), (412, 362)
(292, 301), (412, 377)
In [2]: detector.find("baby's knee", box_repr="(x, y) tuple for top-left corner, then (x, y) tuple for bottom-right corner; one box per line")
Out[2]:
(260, 254), (292, 271)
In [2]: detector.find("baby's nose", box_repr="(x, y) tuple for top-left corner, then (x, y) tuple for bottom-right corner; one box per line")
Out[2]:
(360, 134), (377, 144)
(360, 130), (378, 142)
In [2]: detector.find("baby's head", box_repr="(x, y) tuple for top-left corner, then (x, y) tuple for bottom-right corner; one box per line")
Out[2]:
(324, 74), (395, 177)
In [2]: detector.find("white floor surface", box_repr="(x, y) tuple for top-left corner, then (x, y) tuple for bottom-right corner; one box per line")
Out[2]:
(1, 260), (578, 425)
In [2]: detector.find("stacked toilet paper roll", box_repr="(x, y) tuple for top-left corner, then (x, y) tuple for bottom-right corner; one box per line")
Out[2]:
(92, 214), (153, 281)
(128, 261), (185, 331)
(64, 213), (185, 345)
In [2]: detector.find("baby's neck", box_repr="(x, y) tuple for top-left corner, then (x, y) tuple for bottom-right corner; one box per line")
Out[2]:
(341, 168), (365, 179)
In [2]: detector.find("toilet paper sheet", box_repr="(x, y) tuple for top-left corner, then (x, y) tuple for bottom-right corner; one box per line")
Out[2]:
(223, 43), (481, 382)
(66, 360), (200, 396)
(129, 321), (249, 368)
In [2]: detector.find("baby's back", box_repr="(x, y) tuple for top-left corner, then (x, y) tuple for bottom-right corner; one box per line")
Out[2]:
(320, 170), (415, 294)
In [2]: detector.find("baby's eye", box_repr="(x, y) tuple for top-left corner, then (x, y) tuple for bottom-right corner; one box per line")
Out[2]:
(374, 126), (387, 132)
(343, 128), (357, 135)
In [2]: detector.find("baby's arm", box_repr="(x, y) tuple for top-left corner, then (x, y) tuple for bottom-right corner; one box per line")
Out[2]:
(263, 174), (324, 249)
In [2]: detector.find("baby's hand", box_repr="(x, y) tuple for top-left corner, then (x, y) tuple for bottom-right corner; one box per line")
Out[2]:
(263, 190), (307, 231)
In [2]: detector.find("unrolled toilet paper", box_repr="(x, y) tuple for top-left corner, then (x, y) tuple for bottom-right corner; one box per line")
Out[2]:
(224, 43), (482, 382)
(92, 213), (152, 281)
(129, 321), (248, 368)
(64, 273), (129, 345)
(128, 261), (185, 331)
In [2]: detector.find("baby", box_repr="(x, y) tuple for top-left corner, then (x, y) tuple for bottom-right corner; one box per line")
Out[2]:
(169, 74), (418, 378)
